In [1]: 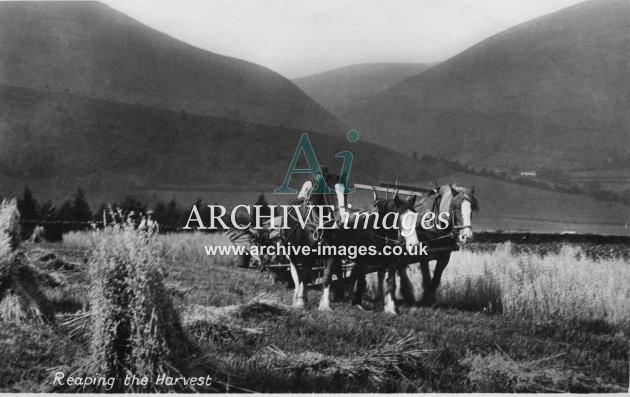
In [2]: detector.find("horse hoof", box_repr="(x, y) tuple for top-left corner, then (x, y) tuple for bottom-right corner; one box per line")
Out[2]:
(318, 304), (332, 312)
(292, 299), (306, 309)
(354, 304), (365, 311)
(419, 294), (437, 307)
(384, 307), (399, 315)
(383, 302), (399, 315)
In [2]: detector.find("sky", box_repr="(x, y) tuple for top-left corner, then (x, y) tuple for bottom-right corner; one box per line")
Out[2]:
(100, 0), (586, 78)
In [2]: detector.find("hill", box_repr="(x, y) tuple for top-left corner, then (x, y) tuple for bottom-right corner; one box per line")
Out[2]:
(338, 0), (630, 171)
(0, 1), (344, 133)
(417, 173), (629, 235)
(0, 84), (447, 205)
(0, 85), (625, 233)
(293, 63), (436, 112)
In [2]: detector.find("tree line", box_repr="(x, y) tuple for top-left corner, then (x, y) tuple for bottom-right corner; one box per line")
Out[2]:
(13, 187), (270, 241)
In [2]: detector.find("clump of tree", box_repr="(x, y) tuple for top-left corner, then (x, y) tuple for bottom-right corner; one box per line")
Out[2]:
(152, 199), (184, 232)
(58, 187), (92, 224)
(16, 188), (38, 240)
(9, 186), (269, 239)
(15, 187), (93, 241)
(17, 187), (64, 241)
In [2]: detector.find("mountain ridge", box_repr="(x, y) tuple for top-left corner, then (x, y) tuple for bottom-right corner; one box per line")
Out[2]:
(338, 0), (630, 171)
(0, 1), (345, 134)
(0, 84), (446, 204)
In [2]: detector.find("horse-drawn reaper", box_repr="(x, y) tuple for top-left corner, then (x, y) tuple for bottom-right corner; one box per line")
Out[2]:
(228, 180), (478, 314)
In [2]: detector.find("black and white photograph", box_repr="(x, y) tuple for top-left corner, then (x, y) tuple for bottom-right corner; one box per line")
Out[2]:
(0, 0), (628, 393)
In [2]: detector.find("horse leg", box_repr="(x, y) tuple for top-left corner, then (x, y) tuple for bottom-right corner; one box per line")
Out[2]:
(332, 258), (345, 301)
(398, 264), (416, 306)
(346, 264), (358, 302)
(375, 270), (385, 303)
(430, 252), (451, 300)
(299, 257), (314, 308)
(383, 263), (398, 315)
(352, 265), (366, 308)
(289, 260), (304, 308)
(318, 256), (338, 312)
(418, 257), (436, 306)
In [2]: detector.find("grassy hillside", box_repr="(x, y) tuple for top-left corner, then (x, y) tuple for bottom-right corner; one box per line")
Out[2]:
(564, 168), (630, 193)
(0, 84), (448, 205)
(1, 83), (626, 233)
(293, 63), (436, 112)
(0, 1), (344, 133)
(338, 0), (630, 171)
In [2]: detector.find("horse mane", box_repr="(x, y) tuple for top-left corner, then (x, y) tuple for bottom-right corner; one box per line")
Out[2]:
(414, 190), (439, 215)
(415, 185), (479, 215)
(450, 185), (479, 211)
(372, 196), (415, 214)
(287, 196), (307, 207)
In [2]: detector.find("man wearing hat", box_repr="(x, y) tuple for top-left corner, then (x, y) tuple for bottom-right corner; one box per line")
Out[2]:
(126, 211), (136, 229)
(139, 210), (159, 233)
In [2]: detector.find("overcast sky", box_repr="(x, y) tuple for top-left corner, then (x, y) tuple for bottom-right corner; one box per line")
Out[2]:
(101, 0), (585, 78)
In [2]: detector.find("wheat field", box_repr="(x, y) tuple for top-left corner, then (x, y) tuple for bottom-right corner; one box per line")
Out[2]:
(399, 243), (630, 326)
(1, 228), (628, 392)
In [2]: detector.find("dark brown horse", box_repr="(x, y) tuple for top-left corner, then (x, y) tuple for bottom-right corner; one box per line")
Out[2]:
(332, 187), (420, 314)
(412, 185), (478, 305)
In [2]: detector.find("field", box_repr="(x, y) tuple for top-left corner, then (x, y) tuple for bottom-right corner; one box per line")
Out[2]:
(564, 168), (630, 193)
(1, 229), (629, 393)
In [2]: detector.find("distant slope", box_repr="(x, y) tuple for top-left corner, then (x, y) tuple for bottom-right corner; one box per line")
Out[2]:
(1, 85), (625, 234)
(293, 63), (436, 111)
(418, 173), (630, 235)
(565, 168), (630, 193)
(0, 84), (446, 204)
(0, 1), (344, 133)
(339, 0), (630, 171)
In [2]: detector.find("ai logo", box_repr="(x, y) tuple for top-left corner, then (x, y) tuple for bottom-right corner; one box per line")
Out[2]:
(274, 131), (359, 194)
